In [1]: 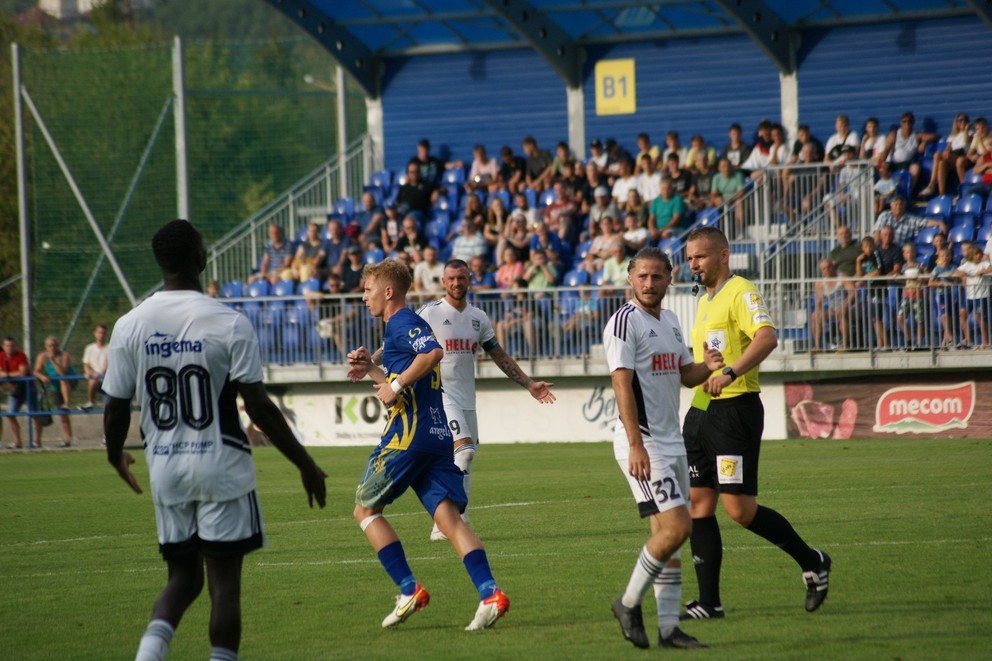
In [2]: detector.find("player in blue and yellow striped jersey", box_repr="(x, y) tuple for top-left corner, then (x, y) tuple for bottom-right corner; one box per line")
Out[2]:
(347, 259), (509, 632)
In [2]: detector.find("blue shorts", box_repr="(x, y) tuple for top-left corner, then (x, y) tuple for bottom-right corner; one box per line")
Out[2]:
(965, 298), (990, 319)
(6, 389), (39, 414)
(355, 447), (466, 516)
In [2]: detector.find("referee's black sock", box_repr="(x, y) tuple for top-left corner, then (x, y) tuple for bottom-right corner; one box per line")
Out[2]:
(689, 515), (723, 607)
(745, 505), (821, 570)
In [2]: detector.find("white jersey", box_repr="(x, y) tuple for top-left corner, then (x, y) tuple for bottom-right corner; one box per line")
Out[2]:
(103, 290), (263, 506)
(603, 302), (694, 457)
(417, 298), (497, 411)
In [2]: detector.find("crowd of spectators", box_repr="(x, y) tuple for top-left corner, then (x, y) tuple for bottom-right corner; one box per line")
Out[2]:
(227, 111), (992, 357)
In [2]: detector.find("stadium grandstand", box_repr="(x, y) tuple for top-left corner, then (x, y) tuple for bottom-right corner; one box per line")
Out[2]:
(10, 0), (992, 444)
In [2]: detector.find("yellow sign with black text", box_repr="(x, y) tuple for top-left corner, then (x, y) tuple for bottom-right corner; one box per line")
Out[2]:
(594, 59), (636, 116)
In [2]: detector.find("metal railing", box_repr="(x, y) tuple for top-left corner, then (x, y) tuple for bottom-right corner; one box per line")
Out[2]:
(0, 374), (99, 449)
(205, 134), (380, 287)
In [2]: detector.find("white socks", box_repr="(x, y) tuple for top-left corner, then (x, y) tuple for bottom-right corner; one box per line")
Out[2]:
(209, 647), (238, 661)
(621, 545), (666, 608)
(654, 555), (682, 639)
(453, 443), (476, 503)
(134, 619), (174, 661)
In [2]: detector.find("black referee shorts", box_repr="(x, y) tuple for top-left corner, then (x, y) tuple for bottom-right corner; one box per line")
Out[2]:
(683, 393), (764, 495)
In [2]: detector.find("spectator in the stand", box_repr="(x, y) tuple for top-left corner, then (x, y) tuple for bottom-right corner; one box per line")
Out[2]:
(469, 254), (497, 293)
(875, 225), (905, 276)
(926, 231), (948, 271)
(625, 189), (649, 228)
(1, 336), (41, 449)
(622, 212), (650, 256)
(529, 220), (562, 269)
(789, 124), (824, 164)
(662, 131), (687, 167)
(687, 153), (716, 211)
(292, 222), (327, 282)
(662, 153), (692, 198)
(601, 242), (631, 294)
(395, 161), (436, 220)
(523, 248), (557, 296)
(588, 138), (608, 169)
(751, 119), (772, 155)
(354, 191), (385, 242)
(648, 179), (686, 240)
(34, 336), (74, 447)
(81, 324), (109, 411)
(206, 280), (219, 298)
(497, 145), (526, 194)
(324, 218), (352, 277)
(636, 154), (662, 203)
(543, 181), (579, 242)
(828, 225), (861, 277)
(562, 160), (588, 204)
(588, 185), (619, 235)
(928, 246), (958, 347)
(611, 157), (638, 212)
(589, 216), (623, 269)
(920, 113), (972, 198)
(634, 132), (660, 173)
(495, 248), (525, 290)
(823, 149), (860, 228)
(880, 112), (934, 196)
(450, 218), (488, 263)
(512, 192), (537, 226)
(379, 206), (401, 253)
(873, 162), (898, 214)
(953, 243), (992, 349)
(340, 245), (366, 293)
(549, 141), (575, 182)
(412, 245), (445, 299)
(483, 195), (509, 249)
(522, 136), (554, 192)
(855, 235), (888, 350)
(605, 139), (632, 180)
(253, 223), (294, 284)
(411, 138), (447, 186)
(824, 114), (859, 171)
(710, 157), (745, 207)
(686, 134), (717, 171)
(965, 119), (990, 188)
(465, 144), (499, 194)
(560, 286), (599, 351)
(463, 193), (485, 226)
(583, 161), (607, 211)
(860, 117), (887, 167)
(897, 242), (928, 349)
(499, 211), (532, 264)
(873, 194), (943, 245)
(495, 278), (535, 355)
(721, 123), (752, 176)
(393, 214), (429, 262)
(810, 258), (854, 352)
(315, 273), (358, 357)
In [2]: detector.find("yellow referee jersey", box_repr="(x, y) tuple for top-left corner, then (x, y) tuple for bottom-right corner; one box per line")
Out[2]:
(691, 274), (775, 399)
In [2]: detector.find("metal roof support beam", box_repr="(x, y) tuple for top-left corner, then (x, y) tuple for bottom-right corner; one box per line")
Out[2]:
(712, 0), (797, 74)
(265, 0), (380, 98)
(962, 0), (992, 31)
(477, 0), (583, 88)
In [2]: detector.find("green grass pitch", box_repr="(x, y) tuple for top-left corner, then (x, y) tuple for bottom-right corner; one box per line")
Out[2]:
(1, 438), (990, 660)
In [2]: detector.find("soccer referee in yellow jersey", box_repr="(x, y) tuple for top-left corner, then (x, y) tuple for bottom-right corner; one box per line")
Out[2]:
(679, 227), (831, 620)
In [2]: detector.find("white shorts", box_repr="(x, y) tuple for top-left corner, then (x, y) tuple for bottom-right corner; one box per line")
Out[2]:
(153, 490), (265, 560)
(615, 452), (690, 519)
(444, 405), (479, 445)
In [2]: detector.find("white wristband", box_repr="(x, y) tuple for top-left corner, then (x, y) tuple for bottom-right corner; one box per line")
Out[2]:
(390, 379), (403, 394)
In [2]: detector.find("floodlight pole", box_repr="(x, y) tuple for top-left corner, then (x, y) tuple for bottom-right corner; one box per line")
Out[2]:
(13, 43), (31, 356)
(173, 36), (190, 220)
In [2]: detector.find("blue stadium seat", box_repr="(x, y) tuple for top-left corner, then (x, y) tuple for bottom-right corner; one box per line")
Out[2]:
(298, 277), (321, 295)
(657, 236), (681, 256)
(539, 189), (556, 207)
(953, 193), (984, 225)
(914, 226), (940, 245)
(333, 197), (355, 219)
(573, 240), (592, 262)
(696, 206), (721, 227)
(294, 225), (309, 243)
(924, 195), (953, 223)
(562, 269), (589, 288)
(246, 280), (270, 298)
(492, 189), (511, 210)
(523, 188), (537, 209)
(949, 222), (975, 246)
(975, 221), (991, 245)
(891, 169), (912, 200)
(443, 167), (465, 187)
(591, 268), (606, 287)
(220, 281), (243, 299)
(425, 220), (448, 246)
(435, 195), (452, 212)
(958, 168), (984, 196)
(364, 185), (385, 206)
(364, 247), (385, 264)
(915, 243), (936, 264)
(369, 169), (392, 189)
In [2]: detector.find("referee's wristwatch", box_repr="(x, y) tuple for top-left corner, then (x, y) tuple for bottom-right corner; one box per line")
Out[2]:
(722, 366), (738, 382)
